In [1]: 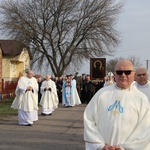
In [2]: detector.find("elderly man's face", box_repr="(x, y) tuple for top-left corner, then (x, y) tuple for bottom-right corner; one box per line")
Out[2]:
(114, 60), (135, 89)
(135, 68), (148, 85)
(27, 71), (34, 78)
(46, 75), (51, 80)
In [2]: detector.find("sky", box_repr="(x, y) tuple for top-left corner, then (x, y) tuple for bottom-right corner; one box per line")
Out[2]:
(79, 0), (150, 74)
(0, 0), (150, 75)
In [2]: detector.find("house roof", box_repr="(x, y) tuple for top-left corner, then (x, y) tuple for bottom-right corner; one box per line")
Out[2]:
(0, 40), (32, 59)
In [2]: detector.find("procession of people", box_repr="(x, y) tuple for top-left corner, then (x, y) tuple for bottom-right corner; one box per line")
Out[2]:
(10, 69), (104, 125)
(10, 59), (150, 150)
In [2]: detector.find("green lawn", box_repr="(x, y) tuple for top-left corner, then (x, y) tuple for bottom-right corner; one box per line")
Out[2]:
(0, 99), (41, 120)
(0, 99), (18, 119)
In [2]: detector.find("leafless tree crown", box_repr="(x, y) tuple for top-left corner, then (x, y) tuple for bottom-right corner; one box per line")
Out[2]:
(0, 0), (123, 76)
(106, 56), (142, 73)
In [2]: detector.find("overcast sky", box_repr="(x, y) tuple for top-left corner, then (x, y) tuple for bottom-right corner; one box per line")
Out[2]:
(0, 0), (150, 75)
(80, 0), (150, 74)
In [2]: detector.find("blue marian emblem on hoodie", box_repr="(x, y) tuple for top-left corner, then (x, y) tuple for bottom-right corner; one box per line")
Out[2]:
(108, 96), (124, 115)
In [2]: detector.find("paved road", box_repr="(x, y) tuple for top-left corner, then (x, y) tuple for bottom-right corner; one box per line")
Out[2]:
(0, 104), (87, 150)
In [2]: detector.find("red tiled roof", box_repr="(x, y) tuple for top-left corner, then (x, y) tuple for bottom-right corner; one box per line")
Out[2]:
(0, 40), (32, 58)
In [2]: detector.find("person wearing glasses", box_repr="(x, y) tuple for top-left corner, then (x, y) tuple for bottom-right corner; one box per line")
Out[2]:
(84, 60), (150, 150)
(134, 67), (150, 102)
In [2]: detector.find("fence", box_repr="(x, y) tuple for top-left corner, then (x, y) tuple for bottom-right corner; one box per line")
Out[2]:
(0, 75), (39, 100)
(0, 80), (17, 100)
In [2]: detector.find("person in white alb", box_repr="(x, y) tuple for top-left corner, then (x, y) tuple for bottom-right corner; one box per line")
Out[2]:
(62, 74), (81, 107)
(40, 74), (58, 116)
(84, 60), (150, 150)
(134, 66), (150, 102)
(103, 72), (115, 87)
(11, 70), (39, 126)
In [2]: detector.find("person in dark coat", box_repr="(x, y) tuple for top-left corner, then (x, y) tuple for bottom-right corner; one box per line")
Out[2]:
(80, 73), (87, 103)
(95, 79), (104, 93)
(84, 75), (96, 104)
(37, 77), (42, 103)
(55, 76), (63, 103)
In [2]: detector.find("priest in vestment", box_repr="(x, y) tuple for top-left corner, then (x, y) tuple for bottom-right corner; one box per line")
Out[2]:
(11, 70), (39, 126)
(70, 75), (81, 106)
(62, 75), (72, 106)
(40, 75), (58, 115)
(62, 75), (81, 107)
(134, 67), (150, 102)
(84, 60), (150, 150)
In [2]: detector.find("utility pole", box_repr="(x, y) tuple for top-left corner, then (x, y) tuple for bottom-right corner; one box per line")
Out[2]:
(146, 60), (150, 71)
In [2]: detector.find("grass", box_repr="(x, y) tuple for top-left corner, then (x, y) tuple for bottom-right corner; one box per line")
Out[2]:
(0, 98), (18, 119)
(0, 98), (42, 120)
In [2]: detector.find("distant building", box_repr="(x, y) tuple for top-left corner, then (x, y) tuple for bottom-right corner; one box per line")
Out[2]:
(0, 40), (32, 93)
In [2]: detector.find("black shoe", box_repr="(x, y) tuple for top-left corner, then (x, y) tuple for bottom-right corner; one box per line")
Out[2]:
(41, 113), (46, 116)
(24, 124), (32, 126)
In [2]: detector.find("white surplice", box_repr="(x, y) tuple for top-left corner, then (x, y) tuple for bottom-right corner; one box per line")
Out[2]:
(40, 79), (58, 114)
(11, 76), (39, 125)
(84, 83), (150, 150)
(134, 80), (150, 102)
(62, 79), (81, 106)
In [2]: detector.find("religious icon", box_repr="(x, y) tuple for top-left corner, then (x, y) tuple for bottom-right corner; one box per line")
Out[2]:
(90, 58), (106, 80)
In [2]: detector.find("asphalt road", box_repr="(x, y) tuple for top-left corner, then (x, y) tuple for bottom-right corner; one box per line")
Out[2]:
(0, 104), (87, 150)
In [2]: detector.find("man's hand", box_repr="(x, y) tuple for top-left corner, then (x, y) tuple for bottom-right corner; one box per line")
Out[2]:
(102, 145), (115, 150)
(45, 87), (49, 90)
(102, 145), (121, 150)
(114, 146), (121, 150)
(27, 86), (33, 91)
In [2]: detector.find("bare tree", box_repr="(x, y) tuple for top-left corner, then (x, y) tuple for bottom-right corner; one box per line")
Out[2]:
(128, 55), (142, 69)
(0, 0), (123, 76)
(107, 56), (142, 73)
(106, 57), (121, 73)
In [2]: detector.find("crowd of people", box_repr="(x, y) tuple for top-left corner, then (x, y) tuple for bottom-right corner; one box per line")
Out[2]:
(11, 59), (150, 150)
(11, 70), (98, 126)
(38, 72), (106, 105)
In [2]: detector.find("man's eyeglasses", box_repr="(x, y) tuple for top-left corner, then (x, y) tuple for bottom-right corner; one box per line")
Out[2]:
(137, 73), (146, 77)
(115, 70), (134, 75)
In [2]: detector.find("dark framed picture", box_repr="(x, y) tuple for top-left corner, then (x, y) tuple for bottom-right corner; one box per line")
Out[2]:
(90, 58), (106, 80)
